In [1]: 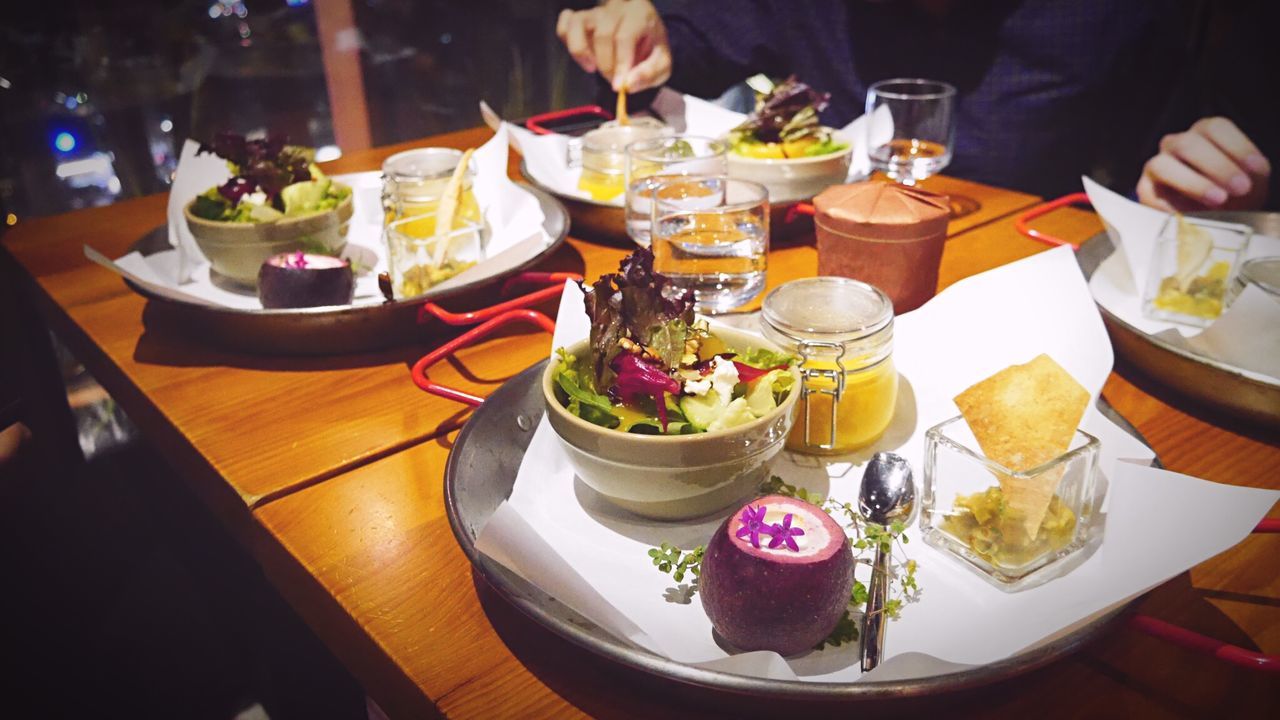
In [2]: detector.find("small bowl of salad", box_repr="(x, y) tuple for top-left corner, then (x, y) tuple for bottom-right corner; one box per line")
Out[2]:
(183, 133), (354, 286)
(725, 77), (852, 203)
(542, 249), (801, 521)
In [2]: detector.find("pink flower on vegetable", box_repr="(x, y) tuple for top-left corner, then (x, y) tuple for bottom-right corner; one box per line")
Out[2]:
(764, 513), (805, 552)
(735, 504), (769, 548)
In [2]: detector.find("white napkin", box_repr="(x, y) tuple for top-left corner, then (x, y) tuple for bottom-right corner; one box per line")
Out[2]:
(1082, 176), (1280, 381)
(474, 246), (1278, 682)
(167, 139), (231, 283)
(87, 129), (550, 310)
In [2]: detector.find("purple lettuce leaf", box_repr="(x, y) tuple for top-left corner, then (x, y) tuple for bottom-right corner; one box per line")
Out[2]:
(580, 248), (694, 389)
(731, 76), (831, 145)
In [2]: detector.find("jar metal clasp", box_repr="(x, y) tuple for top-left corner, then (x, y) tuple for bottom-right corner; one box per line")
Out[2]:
(797, 339), (846, 451)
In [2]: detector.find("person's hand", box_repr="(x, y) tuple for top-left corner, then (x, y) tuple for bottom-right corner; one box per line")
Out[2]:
(1137, 117), (1271, 212)
(556, 0), (671, 92)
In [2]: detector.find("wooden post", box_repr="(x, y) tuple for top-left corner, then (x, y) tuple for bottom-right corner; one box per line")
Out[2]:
(314, 0), (373, 152)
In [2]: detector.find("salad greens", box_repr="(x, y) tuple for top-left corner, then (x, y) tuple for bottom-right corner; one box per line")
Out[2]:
(189, 131), (349, 223)
(555, 249), (794, 435)
(728, 76), (849, 159)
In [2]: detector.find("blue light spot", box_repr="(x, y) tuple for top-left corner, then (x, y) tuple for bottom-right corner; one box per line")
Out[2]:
(54, 132), (77, 153)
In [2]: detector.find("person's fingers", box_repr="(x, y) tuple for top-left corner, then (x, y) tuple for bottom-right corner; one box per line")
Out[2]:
(611, 8), (649, 90)
(1160, 130), (1253, 198)
(561, 10), (596, 73)
(555, 9), (570, 42)
(1144, 153), (1230, 208)
(625, 44), (672, 92)
(1136, 173), (1178, 213)
(591, 9), (622, 84)
(1193, 116), (1271, 176)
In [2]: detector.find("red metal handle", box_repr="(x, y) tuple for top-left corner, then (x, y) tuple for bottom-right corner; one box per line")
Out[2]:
(784, 202), (816, 225)
(411, 271), (578, 406)
(524, 105), (612, 135)
(1127, 519), (1280, 673)
(411, 309), (556, 407)
(1015, 192), (1092, 248)
(418, 271), (581, 326)
(1129, 615), (1278, 674)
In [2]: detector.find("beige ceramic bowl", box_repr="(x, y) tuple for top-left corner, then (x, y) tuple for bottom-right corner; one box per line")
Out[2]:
(542, 326), (801, 520)
(183, 184), (354, 286)
(726, 131), (853, 204)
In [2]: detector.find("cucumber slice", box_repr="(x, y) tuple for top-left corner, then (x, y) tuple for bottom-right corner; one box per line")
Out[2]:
(680, 390), (724, 432)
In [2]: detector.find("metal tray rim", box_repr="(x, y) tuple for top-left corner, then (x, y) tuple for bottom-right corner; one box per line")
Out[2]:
(124, 182), (570, 317)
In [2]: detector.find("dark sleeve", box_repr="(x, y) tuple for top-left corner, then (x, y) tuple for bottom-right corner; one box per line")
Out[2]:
(653, 0), (788, 99)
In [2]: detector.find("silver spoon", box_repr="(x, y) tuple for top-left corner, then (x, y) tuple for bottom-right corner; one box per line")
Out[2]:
(858, 451), (916, 673)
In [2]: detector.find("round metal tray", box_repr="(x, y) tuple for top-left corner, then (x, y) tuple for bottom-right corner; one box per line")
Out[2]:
(443, 360), (1157, 701)
(1076, 211), (1280, 425)
(124, 184), (569, 355)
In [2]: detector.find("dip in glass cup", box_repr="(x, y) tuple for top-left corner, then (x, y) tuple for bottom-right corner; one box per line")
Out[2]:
(575, 117), (669, 202)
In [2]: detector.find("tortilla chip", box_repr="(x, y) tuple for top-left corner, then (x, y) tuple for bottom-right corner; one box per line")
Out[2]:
(1174, 214), (1213, 292)
(954, 354), (1089, 540)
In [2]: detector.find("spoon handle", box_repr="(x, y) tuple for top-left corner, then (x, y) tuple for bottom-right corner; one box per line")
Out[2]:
(861, 543), (890, 672)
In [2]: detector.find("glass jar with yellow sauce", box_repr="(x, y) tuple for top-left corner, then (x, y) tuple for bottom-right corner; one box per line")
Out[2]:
(382, 148), (485, 235)
(761, 277), (897, 455)
(575, 118), (669, 202)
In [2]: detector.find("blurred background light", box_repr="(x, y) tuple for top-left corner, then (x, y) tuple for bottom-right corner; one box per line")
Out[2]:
(54, 131), (77, 153)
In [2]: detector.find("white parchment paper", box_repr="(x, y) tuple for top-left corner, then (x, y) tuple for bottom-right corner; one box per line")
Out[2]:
(475, 247), (1279, 682)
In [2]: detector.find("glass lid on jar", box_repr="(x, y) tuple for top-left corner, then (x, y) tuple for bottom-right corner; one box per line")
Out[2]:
(761, 276), (893, 345)
(382, 147), (473, 181)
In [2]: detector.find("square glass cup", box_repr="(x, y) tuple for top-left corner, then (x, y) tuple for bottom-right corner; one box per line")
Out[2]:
(1142, 215), (1251, 328)
(921, 416), (1101, 590)
(384, 212), (484, 299)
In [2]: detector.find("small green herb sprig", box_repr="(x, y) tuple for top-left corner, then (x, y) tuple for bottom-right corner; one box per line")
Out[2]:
(647, 475), (922, 651)
(647, 542), (704, 584)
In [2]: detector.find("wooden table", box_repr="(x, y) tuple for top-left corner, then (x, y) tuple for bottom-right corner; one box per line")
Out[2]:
(4, 127), (1277, 718)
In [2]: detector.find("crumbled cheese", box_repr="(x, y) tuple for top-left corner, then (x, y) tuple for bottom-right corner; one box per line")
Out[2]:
(243, 191), (268, 206)
(684, 376), (712, 396)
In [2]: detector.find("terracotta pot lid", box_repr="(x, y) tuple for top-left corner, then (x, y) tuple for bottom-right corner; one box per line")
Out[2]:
(814, 181), (949, 241)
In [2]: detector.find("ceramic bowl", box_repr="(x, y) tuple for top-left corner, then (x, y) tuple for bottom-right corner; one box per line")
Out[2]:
(184, 184), (354, 287)
(726, 131), (853, 204)
(542, 326), (801, 520)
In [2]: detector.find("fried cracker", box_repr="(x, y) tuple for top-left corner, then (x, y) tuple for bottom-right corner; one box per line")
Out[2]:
(954, 354), (1089, 540)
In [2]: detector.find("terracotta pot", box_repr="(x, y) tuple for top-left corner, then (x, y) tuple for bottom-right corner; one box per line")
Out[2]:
(814, 181), (950, 313)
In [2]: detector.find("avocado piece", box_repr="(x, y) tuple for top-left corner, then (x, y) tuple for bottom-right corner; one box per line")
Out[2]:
(281, 177), (334, 216)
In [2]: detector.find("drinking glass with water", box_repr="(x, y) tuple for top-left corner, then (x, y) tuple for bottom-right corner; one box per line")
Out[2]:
(649, 176), (769, 314)
(865, 79), (956, 185)
(625, 136), (728, 247)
